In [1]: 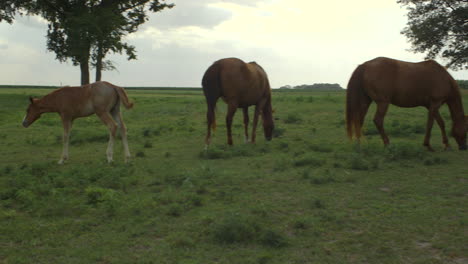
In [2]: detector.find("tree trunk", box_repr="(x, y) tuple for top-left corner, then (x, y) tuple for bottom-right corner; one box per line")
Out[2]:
(95, 41), (103, 82)
(80, 60), (90, 85)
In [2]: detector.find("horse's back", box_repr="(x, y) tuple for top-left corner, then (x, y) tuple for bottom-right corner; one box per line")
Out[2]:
(362, 57), (456, 107)
(203, 58), (270, 107)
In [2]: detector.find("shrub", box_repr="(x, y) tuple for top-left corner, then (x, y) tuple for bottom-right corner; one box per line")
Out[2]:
(294, 155), (325, 167)
(212, 214), (259, 244)
(259, 229), (287, 248)
(272, 127), (285, 138)
(309, 144), (333, 153)
(284, 113), (302, 124)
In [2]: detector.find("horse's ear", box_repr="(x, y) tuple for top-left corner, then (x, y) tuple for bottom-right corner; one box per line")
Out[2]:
(29, 97), (34, 104)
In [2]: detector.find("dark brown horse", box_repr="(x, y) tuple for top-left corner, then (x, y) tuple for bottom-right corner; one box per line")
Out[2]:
(22, 81), (134, 164)
(346, 57), (467, 150)
(202, 57), (274, 148)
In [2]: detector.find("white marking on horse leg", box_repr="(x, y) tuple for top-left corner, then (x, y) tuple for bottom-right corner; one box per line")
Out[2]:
(59, 119), (71, 164)
(107, 135), (114, 163)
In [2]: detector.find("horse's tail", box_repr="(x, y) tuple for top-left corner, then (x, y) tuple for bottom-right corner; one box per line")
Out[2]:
(111, 83), (134, 110)
(202, 62), (222, 132)
(346, 64), (369, 140)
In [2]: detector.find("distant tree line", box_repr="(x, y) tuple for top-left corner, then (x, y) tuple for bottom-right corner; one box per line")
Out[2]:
(279, 83), (344, 90)
(458, 80), (468, 90)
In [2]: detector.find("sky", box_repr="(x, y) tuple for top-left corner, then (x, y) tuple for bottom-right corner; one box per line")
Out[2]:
(0, 0), (467, 88)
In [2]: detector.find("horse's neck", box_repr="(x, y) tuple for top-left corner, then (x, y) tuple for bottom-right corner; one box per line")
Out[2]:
(39, 91), (62, 113)
(447, 95), (465, 123)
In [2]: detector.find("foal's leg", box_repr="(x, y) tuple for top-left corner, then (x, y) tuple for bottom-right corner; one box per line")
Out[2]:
(58, 116), (72, 164)
(242, 107), (250, 143)
(226, 103), (238, 145)
(373, 102), (390, 146)
(97, 112), (118, 163)
(112, 109), (131, 163)
(433, 110), (450, 150)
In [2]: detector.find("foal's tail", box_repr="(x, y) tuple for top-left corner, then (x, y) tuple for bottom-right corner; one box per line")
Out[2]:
(111, 83), (134, 109)
(346, 64), (369, 140)
(202, 62), (222, 132)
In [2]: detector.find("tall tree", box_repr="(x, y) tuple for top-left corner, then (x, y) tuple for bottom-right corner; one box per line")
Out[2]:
(89, 1), (173, 82)
(0, 0), (174, 85)
(398, 0), (468, 70)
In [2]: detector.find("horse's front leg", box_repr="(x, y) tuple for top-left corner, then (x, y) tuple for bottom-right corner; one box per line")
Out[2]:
(97, 112), (118, 163)
(242, 107), (250, 143)
(226, 103), (237, 145)
(251, 105), (261, 144)
(373, 102), (390, 146)
(423, 106), (439, 151)
(58, 117), (72, 164)
(434, 109), (450, 150)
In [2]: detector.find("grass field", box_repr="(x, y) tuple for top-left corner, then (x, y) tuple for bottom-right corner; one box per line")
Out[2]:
(0, 87), (467, 264)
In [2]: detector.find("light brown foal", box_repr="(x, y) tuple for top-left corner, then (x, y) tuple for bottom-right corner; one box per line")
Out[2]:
(22, 81), (134, 164)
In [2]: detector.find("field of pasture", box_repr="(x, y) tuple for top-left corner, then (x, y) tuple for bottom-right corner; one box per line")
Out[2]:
(0, 87), (467, 264)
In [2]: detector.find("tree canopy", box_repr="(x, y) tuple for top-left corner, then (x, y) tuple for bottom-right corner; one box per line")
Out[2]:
(398, 0), (468, 70)
(0, 0), (174, 85)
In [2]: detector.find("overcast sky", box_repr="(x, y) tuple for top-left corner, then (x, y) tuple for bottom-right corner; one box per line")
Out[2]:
(0, 0), (466, 88)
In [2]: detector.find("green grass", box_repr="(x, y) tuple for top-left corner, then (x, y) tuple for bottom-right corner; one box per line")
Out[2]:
(0, 87), (467, 264)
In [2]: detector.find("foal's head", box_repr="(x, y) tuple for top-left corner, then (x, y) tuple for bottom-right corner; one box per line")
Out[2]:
(452, 115), (467, 150)
(22, 97), (43, 128)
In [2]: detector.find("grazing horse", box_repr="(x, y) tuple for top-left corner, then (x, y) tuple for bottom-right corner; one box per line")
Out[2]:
(202, 57), (274, 148)
(22, 81), (134, 164)
(346, 57), (467, 150)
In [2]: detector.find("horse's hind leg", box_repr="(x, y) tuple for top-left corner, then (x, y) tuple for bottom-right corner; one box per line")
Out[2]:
(205, 105), (216, 149)
(226, 103), (238, 145)
(433, 109), (450, 150)
(373, 102), (390, 146)
(112, 108), (131, 162)
(97, 112), (118, 163)
(58, 116), (72, 164)
(242, 107), (250, 143)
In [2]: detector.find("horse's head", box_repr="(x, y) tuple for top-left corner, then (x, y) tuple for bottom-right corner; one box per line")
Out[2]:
(22, 97), (43, 128)
(262, 104), (275, 141)
(451, 115), (467, 150)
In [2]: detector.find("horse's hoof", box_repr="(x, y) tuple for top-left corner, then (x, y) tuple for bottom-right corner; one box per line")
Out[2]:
(425, 146), (435, 152)
(57, 160), (64, 165)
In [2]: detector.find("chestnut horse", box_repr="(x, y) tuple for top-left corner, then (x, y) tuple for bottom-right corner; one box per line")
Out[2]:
(346, 57), (467, 150)
(22, 81), (134, 164)
(202, 57), (274, 148)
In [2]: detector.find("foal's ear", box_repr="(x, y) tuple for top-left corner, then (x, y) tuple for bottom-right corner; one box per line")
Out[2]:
(29, 96), (34, 104)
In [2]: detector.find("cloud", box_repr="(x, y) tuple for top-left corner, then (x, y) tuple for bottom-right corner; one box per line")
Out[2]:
(0, 0), (466, 87)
